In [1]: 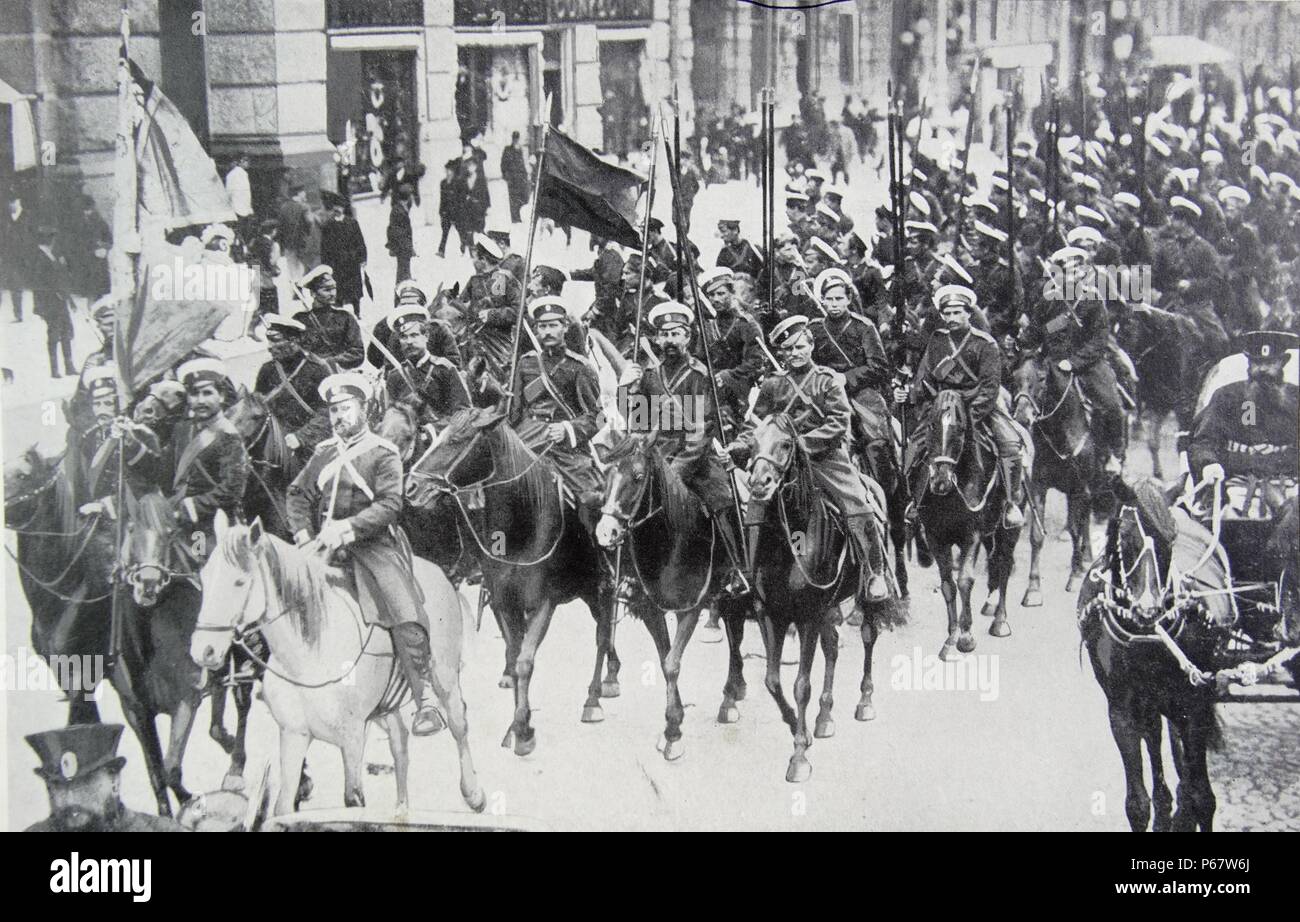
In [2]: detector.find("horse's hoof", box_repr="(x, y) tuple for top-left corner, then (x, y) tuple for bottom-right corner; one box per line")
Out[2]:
(498, 674), (515, 690)
(1021, 589), (1044, 608)
(957, 634), (977, 654)
(717, 704), (740, 724)
(600, 680), (621, 699)
(814, 717), (835, 739)
(296, 775), (314, 803)
(581, 704), (605, 723)
(845, 608), (864, 627)
(980, 600), (996, 618)
(514, 732), (536, 758)
(699, 622), (724, 644)
(464, 786), (487, 814)
(855, 702), (876, 722)
(939, 642), (962, 662)
(786, 756), (812, 784)
(662, 737), (686, 762)
(1065, 575), (1081, 593)
(990, 620), (1012, 638)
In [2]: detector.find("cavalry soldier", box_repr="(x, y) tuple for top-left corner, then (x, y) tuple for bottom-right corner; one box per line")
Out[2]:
(1107, 191), (1154, 267)
(296, 265), (365, 370)
(25, 724), (186, 832)
(899, 286), (1026, 528)
(286, 373), (446, 737)
(725, 316), (890, 604)
(527, 261), (588, 355)
(383, 303), (471, 433)
(461, 233), (523, 383)
(570, 237), (625, 321)
(716, 218), (764, 279)
(252, 314), (333, 459)
(802, 236), (843, 282)
(764, 231), (817, 332)
(1189, 330), (1299, 504)
(1021, 246), (1126, 475)
(807, 269), (894, 459)
(169, 357), (249, 559)
(699, 268), (765, 428)
(81, 296), (119, 376)
(600, 251), (664, 350)
(507, 296), (606, 505)
(783, 190), (815, 245)
(1215, 185), (1272, 335)
(840, 229), (887, 320)
(619, 301), (750, 595)
(1153, 195), (1232, 369)
(645, 218), (677, 285)
(368, 279), (463, 371)
(970, 220), (1023, 342)
(70, 364), (163, 516)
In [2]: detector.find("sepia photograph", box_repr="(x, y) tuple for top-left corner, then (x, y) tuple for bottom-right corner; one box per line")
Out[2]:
(0, 0), (1296, 863)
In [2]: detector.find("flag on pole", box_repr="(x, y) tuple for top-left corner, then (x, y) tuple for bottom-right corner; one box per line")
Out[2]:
(122, 57), (235, 233)
(534, 128), (646, 248)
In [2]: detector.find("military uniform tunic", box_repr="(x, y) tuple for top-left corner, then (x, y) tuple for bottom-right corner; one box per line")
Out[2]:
(809, 311), (893, 446)
(169, 415), (249, 544)
(384, 351), (470, 430)
(507, 346), (605, 497)
(253, 353), (334, 456)
(716, 239), (765, 279)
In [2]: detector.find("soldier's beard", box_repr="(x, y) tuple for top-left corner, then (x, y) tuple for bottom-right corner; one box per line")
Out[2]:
(333, 417), (365, 441)
(1246, 372), (1285, 409)
(50, 801), (121, 832)
(661, 342), (683, 360)
(270, 343), (297, 362)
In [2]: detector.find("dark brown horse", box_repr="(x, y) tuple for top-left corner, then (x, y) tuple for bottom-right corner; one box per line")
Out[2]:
(745, 413), (905, 782)
(594, 432), (747, 760)
(1013, 358), (1098, 604)
(918, 390), (1023, 659)
(406, 406), (618, 756)
(1078, 478), (1232, 831)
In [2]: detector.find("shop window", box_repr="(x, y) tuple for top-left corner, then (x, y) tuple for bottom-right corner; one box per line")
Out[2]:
(327, 0), (424, 29)
(598, 40), (649, 160)
(327, 49), (420, 197)
(458, 44), (535, 166)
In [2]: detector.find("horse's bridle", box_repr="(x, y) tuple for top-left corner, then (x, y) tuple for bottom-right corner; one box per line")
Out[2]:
(3, 467), (61, 531)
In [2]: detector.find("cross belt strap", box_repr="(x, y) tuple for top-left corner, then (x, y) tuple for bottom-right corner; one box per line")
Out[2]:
(268, 359), (318, 417)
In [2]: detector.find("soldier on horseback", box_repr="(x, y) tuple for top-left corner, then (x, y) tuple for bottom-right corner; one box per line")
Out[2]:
(699, 268), (764, 429)
(171, 357), (250, 556)
(1021, 245), (1126, 475)
(726, 315), (890, 606)
(72, 364), (164, 517)
(285, 373), (446, 737)
(507, 296), (606, 513)
(382, 303), (471, 434)
(296, 266), (364, 371)
(252, 314), (332, 461)
(899, 286), (1026, 527)
(619, 301), (750, 595)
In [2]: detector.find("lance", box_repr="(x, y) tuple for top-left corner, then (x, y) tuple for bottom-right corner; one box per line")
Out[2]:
(1006, 74), (1020, 323)
(766, 87), (777, 322)
(630, 123), (661, 367)
(1137, 78), (1152, 230)
(672, 83), (685, 301)
(504, 103), (553, 417)
(658, 106), (749, 558)
(952, 63), (981, 250)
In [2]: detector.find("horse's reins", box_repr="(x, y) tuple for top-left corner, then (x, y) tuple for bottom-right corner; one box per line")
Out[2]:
(1014, 372), (1089, 460)
(5, 510), (113, 603)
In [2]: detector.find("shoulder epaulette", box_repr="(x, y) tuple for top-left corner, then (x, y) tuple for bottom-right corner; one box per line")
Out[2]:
(564, 349), (596, 370)
(969, 327), (996, 343)
(686, 356), (708, 375)
(848, 311), (876, 327)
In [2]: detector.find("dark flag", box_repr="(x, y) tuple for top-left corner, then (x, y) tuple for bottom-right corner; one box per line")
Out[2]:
(535, 128), (646, 248)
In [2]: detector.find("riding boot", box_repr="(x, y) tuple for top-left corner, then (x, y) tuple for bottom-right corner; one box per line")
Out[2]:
(391, 622), (447, 737)
(846, 514), (889, 603)
(999, 456), (1026, 528)
(456, 505), (486, 585)
(713, 508), (752, 596)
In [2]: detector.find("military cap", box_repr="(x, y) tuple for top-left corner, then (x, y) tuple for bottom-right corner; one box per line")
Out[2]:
(648, 301), (694, 330)
(1168, 195), (1202, 218)
(201, 223), (235, 246)
(148, 379), (188, 411)
(472, 233), (503, 260)
(1217, 185), (1250, 206)
(933, 285), (977, 309)
(936, 253), (973, 285)
(717, 218), (741, 229)
(907, 190), (931, 216)
(263, 313), (307, 335)
(1237, 330), (1299, 362)
(27, 724), (128, 784)
(784, 191), (810, 205)
(806, 236), (842, 265)
(299, 264), (335, 289)
(822, 185), (847, 202)
(1250, 164), (1271, 187)
(1200, 149), (1224, 166)
(647, 217), (665, 233)
(1048, 246), (1089, 266)
(1148, 136), (1172, 158)
(973, 220), (1008, 243)
(177, 356), (230, 389)
(394, 278), (429, 305)
(1066, 225), (1104, 246)
(320, 189), (348, 209)
(1112, 191), (1140, 209)
(815, 201), (841, 223)
(699, 267), (735, 291)
(82, 364), (118, 397)
(904, 220), (938, 236)
(1075, 204), (1107, 227)
(487, 227), (512, 248)
(528, 295), (569, 323)
(389, 304), (428, 332)
(319, 372), (372, 406)
(991, 176), (1010, 192)
(814, 267), (854, 300)
(804, 169), (828, 183)
(769, 315), (811, 348)
(1269, 172), (1297, 192)
(89, 295), (118, 322)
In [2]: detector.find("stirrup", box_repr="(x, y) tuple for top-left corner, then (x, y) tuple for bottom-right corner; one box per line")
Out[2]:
(724, 569), (753, 597)
(865, 573), (889, 602)
(412, 704), (447, 737)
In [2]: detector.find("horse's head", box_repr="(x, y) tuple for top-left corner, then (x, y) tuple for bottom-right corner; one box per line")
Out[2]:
(748, 413), (800, 504)
(121, 491), (180, 607)
(406, 405), (503, 507)
(596, 432), (657, 548)
(226, 388), (268, 443)
(927, 390), (968, 496)
(4, 445), (62, 525)
(1011, 358), (1043, 429)
(1106, 477), (1179, 625)
(191, 511), (268, 670)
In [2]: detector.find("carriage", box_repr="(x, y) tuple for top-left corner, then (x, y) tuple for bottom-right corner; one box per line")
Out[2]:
(1174, 346), (1300, 700)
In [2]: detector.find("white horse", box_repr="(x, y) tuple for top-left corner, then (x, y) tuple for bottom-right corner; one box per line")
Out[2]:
(190, 512), (485, 817)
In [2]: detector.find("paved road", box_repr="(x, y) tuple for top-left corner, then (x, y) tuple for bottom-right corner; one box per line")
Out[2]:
(5, 154), (1297, 831)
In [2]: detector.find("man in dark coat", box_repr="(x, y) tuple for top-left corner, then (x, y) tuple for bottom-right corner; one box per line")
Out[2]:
(30, 225), (75, 377)
(296, 265), (365, 370)
(277, 182), (315, 281)
(715, 218), (765, 279)
(386, 182), (415, 283)
(699, 268), (765, 426)
(1, 190), (32, 321)
(319, 190), (368, 316)
(286, 372), (446, 736)
(383, 303), (471, 432)
(501, 131), (531, 224)
(253, 314), (333, 460)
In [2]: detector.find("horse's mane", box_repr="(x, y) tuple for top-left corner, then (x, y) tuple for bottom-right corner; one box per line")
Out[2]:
(765, 413), (815, 512)
(1105, 477), (1178, 583)
(133, 490), (178, 539)
(232, 390), (294, 473)
(218, 526), (328, 647)
(607, 434), (704, 532)
(485, 417), (558, 518)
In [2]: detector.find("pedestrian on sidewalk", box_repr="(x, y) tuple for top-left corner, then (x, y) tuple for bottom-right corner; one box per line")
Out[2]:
(387, 181), (416, 283)
(278, 182), (315, 282)
(30, 225), (74, 378)
(2, 190), (33, 321)
(501, 131), (531, 225)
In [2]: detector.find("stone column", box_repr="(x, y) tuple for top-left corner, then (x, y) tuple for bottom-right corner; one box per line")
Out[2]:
(573, 25), (603, 149)
(423, 1), (459, 228)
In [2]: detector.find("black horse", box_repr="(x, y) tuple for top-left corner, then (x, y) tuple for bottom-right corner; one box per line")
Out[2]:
(1078, 478), (1232, 831)
(4, 448), (113, 724)
(745, 413), (905, 782)
(406, 406), (618, 756)
(1013, 358), (1099, 604)
(594, 432), (748, 760)
(918, 390), (1023, 658)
